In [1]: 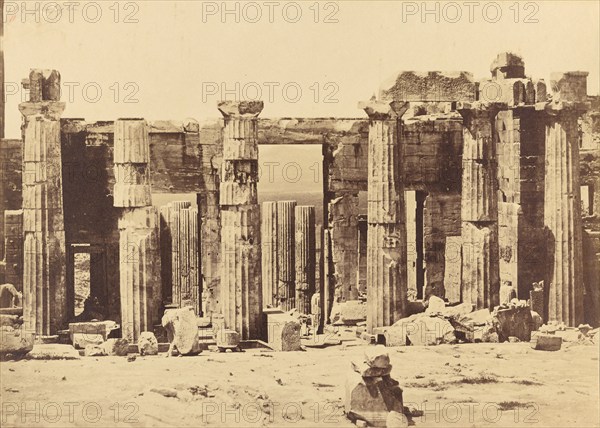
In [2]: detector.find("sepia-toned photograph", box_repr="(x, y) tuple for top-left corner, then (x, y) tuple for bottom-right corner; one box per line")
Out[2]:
(0, 1), (599, 426)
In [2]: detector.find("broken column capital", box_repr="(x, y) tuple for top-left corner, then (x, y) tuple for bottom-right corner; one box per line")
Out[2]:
(24, 69), (62, 102)
(217, 101), (264, 119)
(18, 102), (66, 120)
(359, 100), (409, 120)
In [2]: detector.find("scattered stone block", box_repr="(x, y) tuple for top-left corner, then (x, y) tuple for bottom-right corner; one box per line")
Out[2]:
(27, 344), (81, 360)
(162, 307), (201, 356)
(464, 309), (492, 326)
(138, 331), (159, 356)
(69, 320), (119, 344)
(425, 296), (445, 315)
(439, 303), (473, 319)
(302, 334), (341, 348)
(345, 371), (404, 427)
(84, 345), (106, 357)
(387, 410), (409, 428)
(493, 306), (532, 342)
(382, 327), (409, 347)
(112, 338), (130, 356)
(266, 313), (301, 351)
(0, 324), (35, 357)
(364, 347), (391, 368)
(330, 300), (367, 326)
(554, 329), (581, 343)
(578, 324), (593, 336)
(72, 333), (104, 350)
(216, 329), (241, 350)
(531, 334), (562, 351)
(351, 361), (392, 378)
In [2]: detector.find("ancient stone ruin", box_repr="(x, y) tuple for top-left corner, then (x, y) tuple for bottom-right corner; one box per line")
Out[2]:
(0, 49), (599, 428)
(0, 53), (599, 361)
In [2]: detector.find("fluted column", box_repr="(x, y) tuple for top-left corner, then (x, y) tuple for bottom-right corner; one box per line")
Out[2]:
(113, 120), (152, 208)
(118, 207), (161, 341)
(4, 210), (23, 292)
(295, 205), (316, 314)
(218, 101), (263, 340)
(113, 119), (161, 341)
(361, 100), (409, 334)
(166, 201), (191, 307)
(543, 101), (585, 325)
(458, 102), (501, 310)
(261, 201), (278, 308)
(19, 69), (67, 336)
(276, 200), (296, 310)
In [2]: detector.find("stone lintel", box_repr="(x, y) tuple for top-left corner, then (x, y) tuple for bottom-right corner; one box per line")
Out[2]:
(218, 101), (264, 118)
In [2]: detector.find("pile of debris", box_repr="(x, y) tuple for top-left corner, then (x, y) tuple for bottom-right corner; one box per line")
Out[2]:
(530, 322), (598, 351)
(372, 296), (546, 347)
(0, 283), (33, 358)
(346, 347), (406, 427)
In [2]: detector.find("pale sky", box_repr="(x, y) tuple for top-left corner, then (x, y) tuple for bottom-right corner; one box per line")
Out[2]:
(3, 1), (599, 192)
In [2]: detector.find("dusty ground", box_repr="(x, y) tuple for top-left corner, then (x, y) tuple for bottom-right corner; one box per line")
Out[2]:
(1, 341), (598, 428)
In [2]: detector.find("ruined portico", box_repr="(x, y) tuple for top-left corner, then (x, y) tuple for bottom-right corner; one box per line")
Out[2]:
(1, 53), (598, 344)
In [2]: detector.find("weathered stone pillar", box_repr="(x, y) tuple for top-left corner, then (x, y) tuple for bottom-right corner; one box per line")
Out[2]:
(458, 102), (501, 310)
(19, 69), (67, 336)
(180, 206), (200, 309)
(261, 201), (278, 308)
(361, 100), (409, 334)
(295, 205), (316, 314)
(113, 118), (161, 341)
(328, 193), (359, 302)
(163, 201), (192, 308)
(276, 200), (296, 310)
(218, 101), (263, 340)
(542, 95), (586, 325)
(322, 228), (332, 324)
(118, 207), (161, 341)
(4, 210), (23, 292)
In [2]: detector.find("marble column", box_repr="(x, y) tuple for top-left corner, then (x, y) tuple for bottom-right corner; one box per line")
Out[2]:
(276, 200), (296, 310)
(218, 101), (263, 340)
(19, 69), (67, 336)
(361, 100), (409, 334)
(295, 205), (316, 314)
(542, 101), (585, 325)
(458, 102), (501, 310)
(113, 118), (161, 341)
(261, 201), (278, 308)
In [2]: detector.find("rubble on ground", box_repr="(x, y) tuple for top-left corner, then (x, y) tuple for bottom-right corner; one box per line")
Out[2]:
(138, 331), (159, 356)
(162, 307), (201, 356)
(345, 346), (406, 427)
(330, 300), (368, 326)
(0, 314), (34, 357)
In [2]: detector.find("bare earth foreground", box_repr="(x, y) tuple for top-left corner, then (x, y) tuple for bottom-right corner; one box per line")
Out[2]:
(0, 342), (598, 428)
